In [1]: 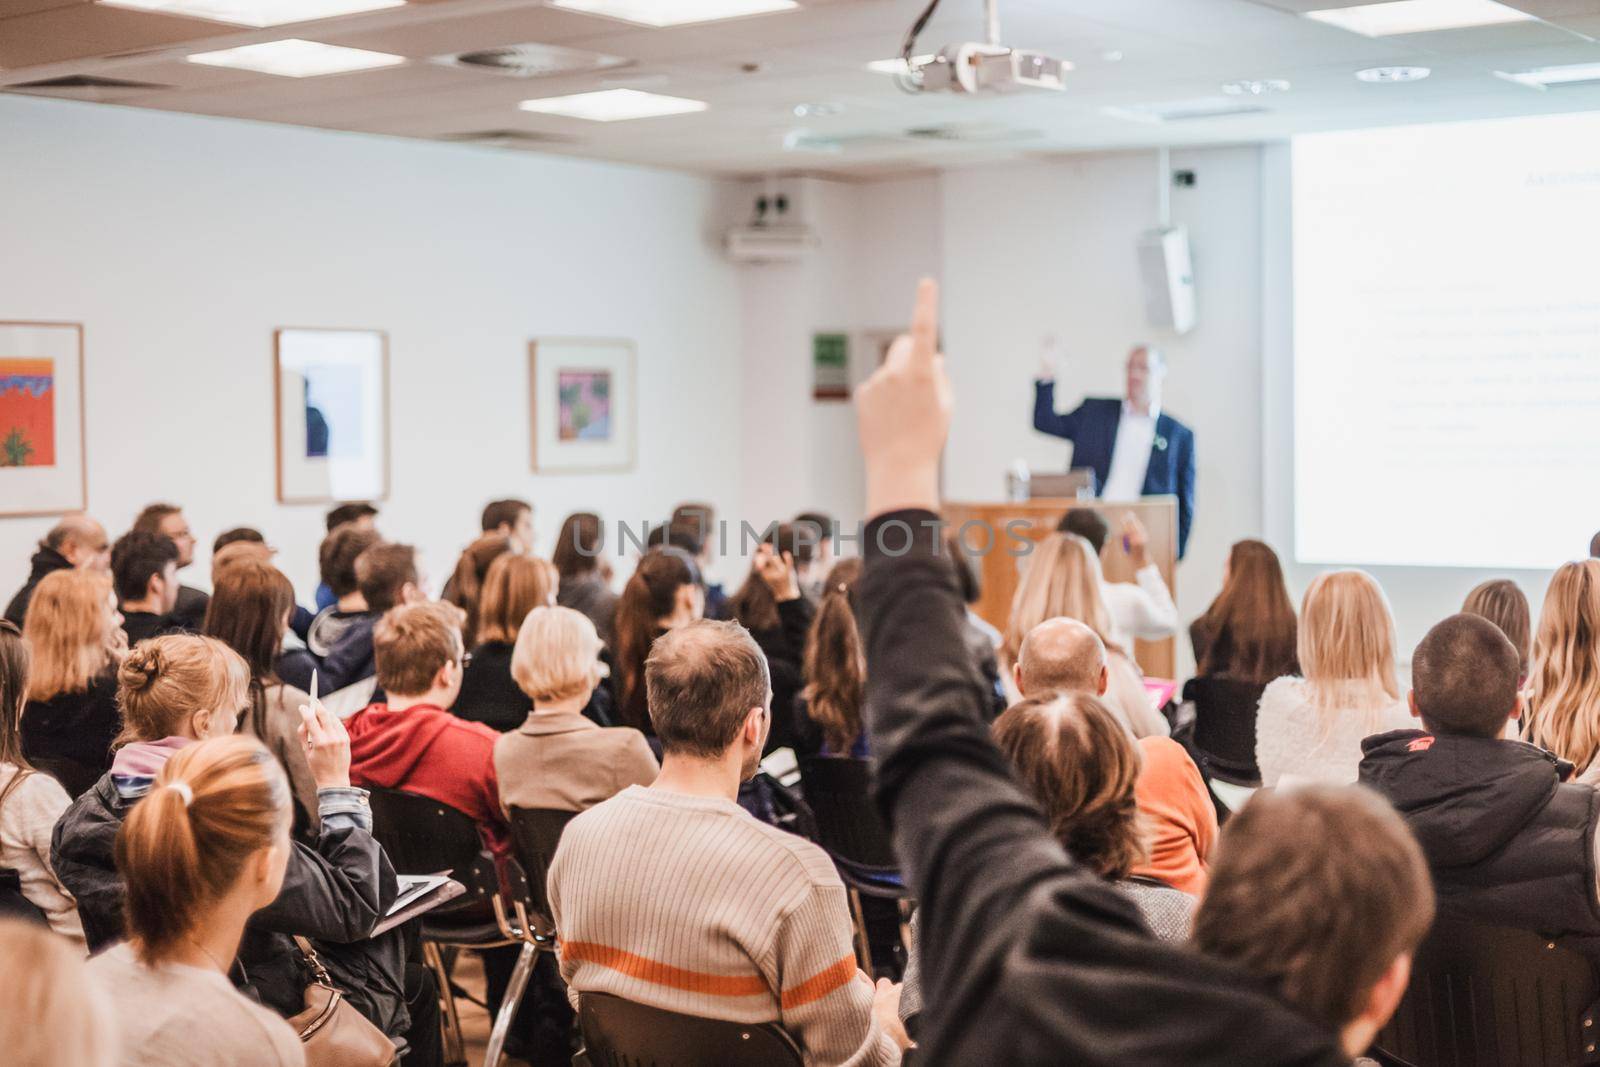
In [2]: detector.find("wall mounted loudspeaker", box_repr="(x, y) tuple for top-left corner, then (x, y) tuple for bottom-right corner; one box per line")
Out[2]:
(1137, 225), (1196, 335)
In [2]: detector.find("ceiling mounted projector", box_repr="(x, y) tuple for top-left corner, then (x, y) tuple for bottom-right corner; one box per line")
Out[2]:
(898, 0), (1069, 94)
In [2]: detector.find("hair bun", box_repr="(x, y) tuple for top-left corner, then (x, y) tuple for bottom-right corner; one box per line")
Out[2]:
(119, 645), (162, 692)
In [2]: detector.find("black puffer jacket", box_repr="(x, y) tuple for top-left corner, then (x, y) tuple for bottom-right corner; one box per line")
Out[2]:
(51, 773), (410, 1035)
(3, 545), (71, 626)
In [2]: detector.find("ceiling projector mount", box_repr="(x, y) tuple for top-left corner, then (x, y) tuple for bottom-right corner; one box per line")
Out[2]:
(897, 0), (1070, 95)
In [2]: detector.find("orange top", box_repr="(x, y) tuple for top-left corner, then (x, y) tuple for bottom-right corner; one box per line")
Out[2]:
(1130, 737), (1218, 897)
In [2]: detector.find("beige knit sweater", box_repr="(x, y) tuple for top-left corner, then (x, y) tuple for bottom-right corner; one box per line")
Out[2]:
(548, 785), (901, 1067)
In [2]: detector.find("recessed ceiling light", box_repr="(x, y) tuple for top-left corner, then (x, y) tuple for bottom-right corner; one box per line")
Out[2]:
(866, 55), (933, 75)
(98, 0), (402, 26)
(1102, 97), (1270, 123)
(519, 88), (708, 121)
(1355, 65), (1432, 82)
(187, 39), (405, 76)
(792, 102), (842, 118)
(1221, 78), (1291, 95)
(549, 0), (796, 27)
(1306, 0), (1532, 37)
(1495, 61), (1600, 89)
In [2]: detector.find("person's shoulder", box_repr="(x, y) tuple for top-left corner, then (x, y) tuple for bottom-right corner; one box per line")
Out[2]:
(1258, 675), (1306, 708)
(735, 810), (843, 889)
(11, 766), (71, 813)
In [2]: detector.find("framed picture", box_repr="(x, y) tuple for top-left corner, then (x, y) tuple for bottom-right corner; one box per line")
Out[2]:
(529, 338), (636, 473)
(274, 328), (389, 504)
(0, 322), (86, 517)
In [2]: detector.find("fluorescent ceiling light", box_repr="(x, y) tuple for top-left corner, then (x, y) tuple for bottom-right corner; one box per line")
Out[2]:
(519, 88), (708, 121)
(187, 39), (405, 76)
(867, 55), (933, 74)
(1305, 0), (1533, 36)
(549, 0), (796, 27)
(1355, 65), (1431, 81)
(1495, 61), (1600, 89)
(98, 0), (402, 27)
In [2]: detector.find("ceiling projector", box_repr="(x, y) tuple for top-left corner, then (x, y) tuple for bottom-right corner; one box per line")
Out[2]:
(914, 45), (1068, 94)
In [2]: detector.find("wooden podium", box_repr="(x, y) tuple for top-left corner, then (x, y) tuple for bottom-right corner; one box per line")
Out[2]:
(943, 497), (1179, 679)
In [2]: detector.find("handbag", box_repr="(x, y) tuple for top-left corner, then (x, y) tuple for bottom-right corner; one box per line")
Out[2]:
(289, 936), (399, 1067)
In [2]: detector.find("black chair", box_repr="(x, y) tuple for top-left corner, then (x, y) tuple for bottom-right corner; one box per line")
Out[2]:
(1182, 676), (1265, 785)
(30, 756), (101, 799)
(575, 992), (803, 1067)
(798, 756), (910, 976)
(366, 787), (525, 1067)
(505, 807), (576, 940)
(1373, 914), (1600, 1067)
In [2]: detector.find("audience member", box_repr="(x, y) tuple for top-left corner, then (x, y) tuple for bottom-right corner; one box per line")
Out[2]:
(130, 503), (208, 631)
(213, 527), (266, 553)
(314, 503), (380, 610)
(670, 502), (728, 618)
(298, 523), (381, 692)
(1006, 560), (1167, 737)
(443, 533), (512, 649)
(87, 735), (305, 1067)
(203, 559), (319, 833)
(549, 619), (907, 1065)
(729, 529), (816, 753)
(1462, 578), (1532, 683)
(553, 511), (617, 648)
(855, 279), (1431, 1062)
(1188, 539), (1298, 682)
(799, 557), (866, 759)
(455, 553), (561, 731)
(110, 531), (182, 646)
(794, 509), (836, 594)
(1058, 508), (1177, 650)
(50, 636), (420, 1047)
(481, 498), (535, 554)
(21, 569), (124, 777)
(320, 541), (422, 695)
(1525, 560), (1600, 782)
(1591, 530), (1600, 559)
(943, 537), (1007, 720)
(0, 917), (114, 1067)
(1192, 786), (1433, 1060)
(0, 621), (83, 939)
(1360, 613), (1600, 951)
(614, 547), (703, 735)
(494, 606), (656, 813)
(1255, 569), (1409, 787)
(4, 514), (110, 627)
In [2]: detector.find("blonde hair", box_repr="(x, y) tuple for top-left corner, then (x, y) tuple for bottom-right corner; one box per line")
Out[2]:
(23, 569), (119, 701)
(512, 606), (602, 704)
(1297, 570), (1400, 713)
(0, 917), (116, 1067)
(1526, 560), (1600, 775)
(117, 635), (251, 745)
(1003, 533), (1115, 670)
(116, 735), (290, 965)
(478, 554), (560, 646)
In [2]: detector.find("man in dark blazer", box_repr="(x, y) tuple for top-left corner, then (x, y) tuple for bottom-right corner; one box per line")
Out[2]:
(1033, 345), (1195, 558)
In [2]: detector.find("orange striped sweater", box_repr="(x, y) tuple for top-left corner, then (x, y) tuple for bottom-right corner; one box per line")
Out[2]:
(549, 785), (900, 1066)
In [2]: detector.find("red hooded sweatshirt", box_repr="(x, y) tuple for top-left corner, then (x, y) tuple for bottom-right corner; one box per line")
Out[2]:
(345, 703), (510, 858)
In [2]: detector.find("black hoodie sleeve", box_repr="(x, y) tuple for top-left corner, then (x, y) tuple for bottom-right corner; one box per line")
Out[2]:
(251, 820), (398, 943)
(859, 510), (1349, 1067)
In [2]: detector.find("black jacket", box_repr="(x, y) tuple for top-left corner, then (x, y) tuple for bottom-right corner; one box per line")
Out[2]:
(120, 611), (184, 647)
(859, 510), (1346, 1066)
(22, 671), (121, 774)
(51, 773), (410, 1034)
(171, 584), (211, 633)
(1359, 729), (1600, 954)
(3, 545), (71, 626)
(743, 596), (815, 755)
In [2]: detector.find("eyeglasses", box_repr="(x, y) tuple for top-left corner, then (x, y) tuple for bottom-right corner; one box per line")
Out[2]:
(459, 651), (473, 668)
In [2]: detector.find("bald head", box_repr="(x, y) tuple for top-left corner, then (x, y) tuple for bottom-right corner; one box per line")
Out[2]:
(44, 514), (109, 572)
(1016, 617), (1108, 698)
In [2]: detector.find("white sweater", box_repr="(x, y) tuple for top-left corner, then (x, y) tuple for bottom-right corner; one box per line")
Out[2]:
(1254, 677), (1413, 788)
(0, 763), (84, 941)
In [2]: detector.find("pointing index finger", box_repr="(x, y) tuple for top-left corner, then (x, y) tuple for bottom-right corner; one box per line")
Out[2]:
(909, 277), (940, 368)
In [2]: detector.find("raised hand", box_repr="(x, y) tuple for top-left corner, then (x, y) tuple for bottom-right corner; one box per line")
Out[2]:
(298, 696), (353, 791)
(856, 278), (951, 517)
(1120, 512), (1150, 566)
(754, 543), (800, 602)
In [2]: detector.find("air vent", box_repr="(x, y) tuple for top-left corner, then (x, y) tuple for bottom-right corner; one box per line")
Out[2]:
(436, 129), (579, 148)
(1102, 97), (1269, 124)
(6, 75), (171, 99)
(904, 122), (1039, 142)
(435, 43), (631, 78)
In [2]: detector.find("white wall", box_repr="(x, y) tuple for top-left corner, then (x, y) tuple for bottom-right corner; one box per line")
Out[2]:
(0, 96), (743, 602)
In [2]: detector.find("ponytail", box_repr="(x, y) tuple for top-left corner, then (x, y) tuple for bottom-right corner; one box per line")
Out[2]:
(614, 550), (697, 732)
(801, 558), (865, 753)
(115, 735), (289, 965)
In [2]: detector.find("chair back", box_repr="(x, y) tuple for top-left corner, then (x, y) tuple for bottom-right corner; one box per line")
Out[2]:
(30, 756), (101, 799)
(506, 806), (576, 929)
(798, 756), (897, 869)
(577, 992), (802, 1067)
(1374, 914), (1600, 1067)
(1184, 676), (1265, 783)
(366, 787), (499, 916)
